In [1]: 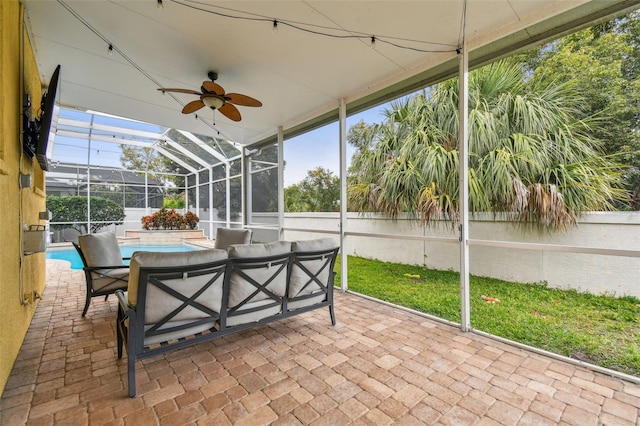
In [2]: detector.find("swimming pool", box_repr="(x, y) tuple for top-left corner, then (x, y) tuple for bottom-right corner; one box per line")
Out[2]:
(46, 244), (203, 270)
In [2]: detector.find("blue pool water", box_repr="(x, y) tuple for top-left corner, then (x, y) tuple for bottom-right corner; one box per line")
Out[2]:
(46, 244), (202, 270)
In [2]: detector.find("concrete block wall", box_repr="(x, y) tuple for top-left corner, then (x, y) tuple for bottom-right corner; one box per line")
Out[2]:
(283, 212), (640, 298)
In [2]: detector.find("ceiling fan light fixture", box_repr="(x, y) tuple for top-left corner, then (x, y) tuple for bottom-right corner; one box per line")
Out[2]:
(202, 96), (224, 109)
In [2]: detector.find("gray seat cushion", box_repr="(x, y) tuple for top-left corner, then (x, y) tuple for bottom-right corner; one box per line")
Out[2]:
(127, 249), (228, 346)
(78, 232), (124, 267)
(227, 241), (291, 308)
(214, 228), (252, 250)
(128, 249), (228, 309)
(289, 238), (337, 298)
(78, 232), (128, 292)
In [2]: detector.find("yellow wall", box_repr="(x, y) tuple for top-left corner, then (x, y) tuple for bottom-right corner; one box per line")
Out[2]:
(0, 0), (48, 395)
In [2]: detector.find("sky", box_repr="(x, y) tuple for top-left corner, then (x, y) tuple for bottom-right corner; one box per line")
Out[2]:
(50, 103), (393, 188)
(282, 106), (389, 186)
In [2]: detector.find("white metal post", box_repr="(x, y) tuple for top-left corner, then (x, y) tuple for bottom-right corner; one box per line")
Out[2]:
(458, 44), (471, 332)
(184, 175), (189, 213)
(244, 150), (252, 228)
(144, 172), (149, 214)
(339, 99), (348, 292)
(195, 173), (200, 218)
(225, 162), (231, 228)
(277, 126), (285, 241)
(86, 125), (92, 234)
(209, 167), (214, 238)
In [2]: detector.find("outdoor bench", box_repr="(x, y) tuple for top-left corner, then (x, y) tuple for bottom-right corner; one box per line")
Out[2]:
(115, 238), (339, 397)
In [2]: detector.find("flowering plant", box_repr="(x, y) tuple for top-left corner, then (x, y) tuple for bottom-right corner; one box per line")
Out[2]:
(141, 208), (199, 230)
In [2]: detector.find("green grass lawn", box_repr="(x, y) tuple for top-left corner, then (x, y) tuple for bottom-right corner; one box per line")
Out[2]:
(336, 256), (640, 377)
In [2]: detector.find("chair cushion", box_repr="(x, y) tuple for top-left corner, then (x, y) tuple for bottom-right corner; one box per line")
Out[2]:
(214, 228), (252, 250)
(291, 237), (336, 253)
(91, 269), (129, 293)
(227, 240), (291, 258)
(78, 232), (123, 267)
(289, 238), (337, 298)
(227, 241), (291, 306)
(128, 249), (228, 309)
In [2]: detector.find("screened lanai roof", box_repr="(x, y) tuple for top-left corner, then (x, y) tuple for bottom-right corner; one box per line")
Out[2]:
(23, 0), (640, 149)
(53, 108), (241, 173)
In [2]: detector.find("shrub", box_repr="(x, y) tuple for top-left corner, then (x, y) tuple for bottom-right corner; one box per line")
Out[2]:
(47, 195), (125, 234)
(141, 208), (199, 230)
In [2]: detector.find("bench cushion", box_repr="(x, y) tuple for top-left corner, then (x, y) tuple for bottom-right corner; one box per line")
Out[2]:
(214, 228), (252, 250)
(227, 240), (291, 259)
(289, 238), (336, 298)
(291, 237), (336, 253)
(227, 241), (291, 308)
(128, 249), (228, 309)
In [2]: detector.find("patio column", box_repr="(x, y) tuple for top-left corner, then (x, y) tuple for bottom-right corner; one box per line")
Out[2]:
(339, 98), (348, 292)
(144, 171), (149, 214)
(278, 126), (285, 240)
(225, 163), (231, 228)
(242, 147), (248, 229)
(86, 130), (92, 234)
(195, 173), (200, 218)
(209, 167), (214, 238)
(458, 44), (471, 332)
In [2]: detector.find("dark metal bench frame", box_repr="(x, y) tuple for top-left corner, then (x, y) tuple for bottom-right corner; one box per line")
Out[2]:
(116, 246), (339, 397)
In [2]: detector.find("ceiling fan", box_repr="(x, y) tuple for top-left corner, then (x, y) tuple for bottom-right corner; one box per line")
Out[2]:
(158, 71), (262, 122)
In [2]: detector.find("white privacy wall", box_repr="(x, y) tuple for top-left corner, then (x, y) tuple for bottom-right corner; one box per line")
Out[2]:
(283, 212), (640, 298)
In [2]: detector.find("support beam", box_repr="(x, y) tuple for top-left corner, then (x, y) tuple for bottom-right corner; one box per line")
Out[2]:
(339, 99), (348, 292)
(241, 147), (247, 229)
(225, 163), (231, 228)
(153, 146), (198, 174)
(209, 168), (214, 238)
(160, 136), (211, 169)
(177, 130), (231, 163)
(277, 126), (285, 241)
(458, 44), (471, 332)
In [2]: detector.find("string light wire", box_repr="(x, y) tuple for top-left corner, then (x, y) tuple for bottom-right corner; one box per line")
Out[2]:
(55, 0), (222, 134)
(171, 0), (459, 53)
(55, 0), (463, 135)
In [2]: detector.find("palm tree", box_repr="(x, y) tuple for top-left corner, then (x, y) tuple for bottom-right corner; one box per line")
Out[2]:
(348, 60), (628, 230)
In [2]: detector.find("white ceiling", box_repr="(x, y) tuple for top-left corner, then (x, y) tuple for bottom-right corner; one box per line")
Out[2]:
(22, 0), (640, 147)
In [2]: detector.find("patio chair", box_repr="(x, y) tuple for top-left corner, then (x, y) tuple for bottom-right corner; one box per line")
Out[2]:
(73, 232), (129, 316)
(213, 227), (252, 250)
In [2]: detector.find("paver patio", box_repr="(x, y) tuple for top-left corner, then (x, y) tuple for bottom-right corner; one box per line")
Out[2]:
(1, 260), (638, 425)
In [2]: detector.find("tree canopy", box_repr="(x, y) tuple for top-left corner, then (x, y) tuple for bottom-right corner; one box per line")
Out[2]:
(285, 167), (340, 212)
(518, 11), (640, 208)
(347, 60), (628, 230)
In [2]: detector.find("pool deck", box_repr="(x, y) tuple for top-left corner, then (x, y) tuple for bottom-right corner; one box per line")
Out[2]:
(46, 237), (217, 250)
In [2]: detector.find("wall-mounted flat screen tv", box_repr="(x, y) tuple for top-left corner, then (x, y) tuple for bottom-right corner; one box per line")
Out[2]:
(36, 65), (61, 171)
(23, 65), (60, 171)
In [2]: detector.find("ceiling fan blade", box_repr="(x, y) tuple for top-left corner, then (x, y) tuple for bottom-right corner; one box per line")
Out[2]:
(226, 93), (262, 107)
(218, 103), (241, 121)
(202, 81), (225, 95)
(182, 100), (205, 114)
(158, 88), (201, 95)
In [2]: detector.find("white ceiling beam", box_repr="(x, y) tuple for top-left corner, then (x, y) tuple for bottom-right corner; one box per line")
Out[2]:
(158, 136), (212, 169)
(58, 118), (164, 140)
(153, 145), (198, 174)
(55, 130), (155, 148)
(177, 130), (230, 163)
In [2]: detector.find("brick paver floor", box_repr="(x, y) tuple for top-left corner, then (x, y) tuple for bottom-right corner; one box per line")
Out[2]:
(1, 260), (639, 425)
